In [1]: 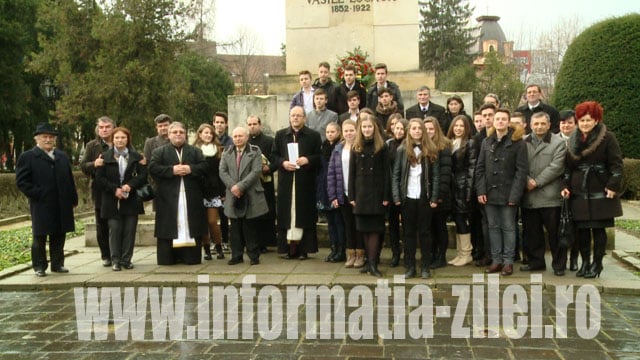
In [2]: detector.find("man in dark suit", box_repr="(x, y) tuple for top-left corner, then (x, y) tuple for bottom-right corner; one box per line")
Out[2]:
(219, 127), (269, 265)
(312, 62), (339, 113)
(515, 84), (560, 134)
(339, 90), (362, 123)
(335, 65), (367, 116)
(404, 86), (448, 130)
(366, 63), (404, 113)
(143, 114), (171, 162)
(272, 106), (322, 260)
(80, 116), (114, 267)
(247, 115), (278, 251)
(16, 123), (78, 277)
(148, 122), (208, 265)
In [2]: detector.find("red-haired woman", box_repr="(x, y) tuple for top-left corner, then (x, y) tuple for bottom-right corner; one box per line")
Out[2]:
(560, 101), (623, 278)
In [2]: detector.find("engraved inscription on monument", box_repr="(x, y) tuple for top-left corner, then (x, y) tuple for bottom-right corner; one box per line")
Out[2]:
(286, 0), (418, 74)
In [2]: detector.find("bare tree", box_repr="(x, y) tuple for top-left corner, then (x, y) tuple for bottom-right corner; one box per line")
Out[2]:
(220, 27), (267, 95)
(531, 16), (583, 97)
(191, 0), (215, 41)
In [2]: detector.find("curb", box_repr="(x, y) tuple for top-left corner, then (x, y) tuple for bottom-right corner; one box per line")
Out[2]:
(612, 250), (640, 272)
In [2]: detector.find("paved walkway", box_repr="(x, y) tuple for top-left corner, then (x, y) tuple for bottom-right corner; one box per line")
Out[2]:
(0, 203), (638, 359)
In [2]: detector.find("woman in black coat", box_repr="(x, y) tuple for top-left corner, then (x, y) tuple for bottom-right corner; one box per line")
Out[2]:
(385, 117), (408, 267)
(95, 127), (146, 271)
(349, 113), (390, 277)
(561, 101), (623, 279)
(444, 95), (471, 136)
(446, 115), (477, 266)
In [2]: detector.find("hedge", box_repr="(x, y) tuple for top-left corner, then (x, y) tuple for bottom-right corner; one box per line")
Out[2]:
(0, 171), (93, 219)
(553, 14), (640, 158)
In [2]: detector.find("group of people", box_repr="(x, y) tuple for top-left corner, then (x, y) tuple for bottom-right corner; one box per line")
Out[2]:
(16, 62), (622, 281)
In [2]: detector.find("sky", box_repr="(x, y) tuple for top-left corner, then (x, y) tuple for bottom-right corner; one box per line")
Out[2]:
(213, 0), (638, 55)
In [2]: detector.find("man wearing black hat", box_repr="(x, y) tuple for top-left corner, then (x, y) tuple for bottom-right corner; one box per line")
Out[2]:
(16, 123), (78, 277)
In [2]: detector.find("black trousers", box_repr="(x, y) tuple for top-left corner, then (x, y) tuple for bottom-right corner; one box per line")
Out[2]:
(340, 197), (361, 249)
(32, 233), (65, 271)
(402, 199), (433, 268)
(95, 209), (110, 260)
(431, 209), (449, 258)
(108, 215), (138, 266)
(522, 206), (566, 270)
(230, 217), (260, 261)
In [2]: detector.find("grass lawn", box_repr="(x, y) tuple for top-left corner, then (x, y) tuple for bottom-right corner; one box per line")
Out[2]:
(0, 221), (84, 271)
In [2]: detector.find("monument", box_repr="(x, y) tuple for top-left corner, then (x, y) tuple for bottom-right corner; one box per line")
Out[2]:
(225, 0), (467, 134)
(286, 0), (420, 73)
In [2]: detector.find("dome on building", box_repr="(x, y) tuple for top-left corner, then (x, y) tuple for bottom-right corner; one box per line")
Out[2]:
(475, 15), (507, 55)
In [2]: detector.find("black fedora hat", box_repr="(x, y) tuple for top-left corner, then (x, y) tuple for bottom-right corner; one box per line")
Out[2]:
(33, 122), (59, 136)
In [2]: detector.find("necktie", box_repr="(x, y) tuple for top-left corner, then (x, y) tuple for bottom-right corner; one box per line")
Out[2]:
(236, 150), (242, 173)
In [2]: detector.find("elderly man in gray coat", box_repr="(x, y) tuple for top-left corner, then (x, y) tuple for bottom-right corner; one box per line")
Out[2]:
(520, 112), (567, 275)
(219, 127), (269, 265)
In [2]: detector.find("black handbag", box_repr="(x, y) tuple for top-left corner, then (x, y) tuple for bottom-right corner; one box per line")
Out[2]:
(136, 184), (155, 202)
(558, 197), (574, 248)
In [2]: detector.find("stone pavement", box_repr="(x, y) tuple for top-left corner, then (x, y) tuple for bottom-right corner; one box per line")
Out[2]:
(0, 203), (638, 359)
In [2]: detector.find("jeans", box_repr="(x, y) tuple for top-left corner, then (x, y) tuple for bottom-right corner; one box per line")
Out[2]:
(485, 204), (517, 265)
(326, 208), (345, 250)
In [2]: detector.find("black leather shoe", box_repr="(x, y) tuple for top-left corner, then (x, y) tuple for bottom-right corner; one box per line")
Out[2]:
(475, 257), (491, 267)
(227, 258), (243, 265)
(430, 257), (447, 269)
(421, 268), (431, 279)
(35, 270), (46, 277)
(122, 263), (135, 270)
(404, 267), (417, 279)
(112, 264), (121, 271)
(390, 254), (400, 268)
(250, 258), (260, 265)
(285, 253), (298, 260)
(51, 266), (69, 273)
(102, 259), (112, 267)
(553, 269), (565, 276)
(298, 253), (308, 260)
(520, 265), (545, 272)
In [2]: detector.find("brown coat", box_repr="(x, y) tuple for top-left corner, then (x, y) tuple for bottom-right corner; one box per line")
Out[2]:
(564, 123), (623, 222)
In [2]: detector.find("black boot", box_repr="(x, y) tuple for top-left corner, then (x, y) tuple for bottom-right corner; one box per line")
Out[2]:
(404, 263), (416, 279)
(569, 241), (579, 271)
(584, 234), (606, 279)
(576, 261), (590, 277)
(576, 231), (591, 277)
(215, 244), (224, 259)
(569, 256), (578, 271)
(331, 245), (346, 262)
(430, 252), (447, 269)
(325, 246), (337, 262)
(203, 245), (212, 260)
(583, 261), (603, 278)
(369, 261), (382, 278)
